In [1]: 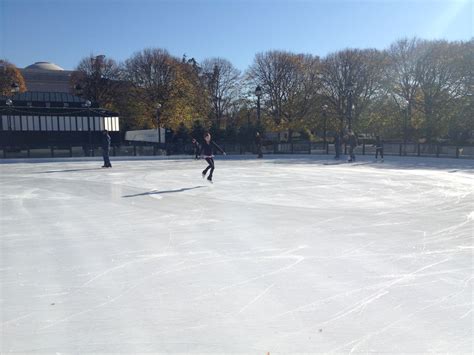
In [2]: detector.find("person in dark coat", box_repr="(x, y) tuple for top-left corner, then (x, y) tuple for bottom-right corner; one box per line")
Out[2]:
(101, 130), (112, 168)
(374, 135), (384, 161)
(334, 132), (342, 159)
(347, 130), (358, 162)
(255, 132), (263, 158)
(200, 132), (226, 182)
(191, 138), (200, 159)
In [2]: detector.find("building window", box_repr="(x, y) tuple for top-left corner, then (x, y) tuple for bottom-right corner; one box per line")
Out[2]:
(33, 116), (40, 131)
(12, 116), (21, 131)
(21, 116), (28, 131)
(83, 117), (89, 131)
(59, 116), (65, 131)
(70, 116), (77, 131)
(40, 116), (47, 131)
(64, 116), (71, 131)
(27, 116), (34, 131)
(46, 116), (53, 131)
(76, 117), (83, 131)
(52, 116), (58, 131)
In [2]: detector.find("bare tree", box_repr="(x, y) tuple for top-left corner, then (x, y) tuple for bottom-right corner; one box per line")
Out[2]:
(384, 38), (425, 144)
(320, 48), (386, 133)
(123, 48), (176, 107)
(415, 40), (471, 140)
(247, 51), (320, 141)
(202, 58), (241, 128)
(71, 55), (121, 107)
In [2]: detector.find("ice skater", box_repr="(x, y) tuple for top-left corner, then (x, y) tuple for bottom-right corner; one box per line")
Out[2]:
(347, 130), (358, 162)
(191, 138), (200, 159)
(255, 132), (263, 158)
(199, 132), (226, 182)
(374, 135), (384, 162)
(334, 132), (342, 159)
(101, 130), (112, 168)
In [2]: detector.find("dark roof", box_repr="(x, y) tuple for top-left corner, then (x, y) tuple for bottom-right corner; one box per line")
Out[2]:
(0, 91), (117, 116)
(0, 105), (118, 117)
(9, 91), (86, 103)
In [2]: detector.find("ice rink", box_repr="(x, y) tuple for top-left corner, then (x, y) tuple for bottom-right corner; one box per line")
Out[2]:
(1, 156), (473, 353)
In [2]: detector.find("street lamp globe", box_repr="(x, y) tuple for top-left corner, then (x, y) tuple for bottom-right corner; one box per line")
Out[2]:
(255, 85), (262, 98)
(6, 99), (13, 106)
(84, 100), (92, 108)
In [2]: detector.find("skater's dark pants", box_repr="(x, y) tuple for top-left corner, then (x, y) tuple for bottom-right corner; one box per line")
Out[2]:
(102, 148), (112, 167)
(203, 158), (215, 177)
(375, 148), (384, 159)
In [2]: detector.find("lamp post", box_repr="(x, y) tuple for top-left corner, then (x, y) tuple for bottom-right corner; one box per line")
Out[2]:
(322, 104), (328, 148)
(5, 82), (19, 151)
(255, 85), (262, 128)
(75, 84), (93, 156)
(346, 81), (354, 131)
(156, 103), (162, 144)
(5, 99), (12, 152)
(403, 99), (409, 156)
(84, 99), (92, 156)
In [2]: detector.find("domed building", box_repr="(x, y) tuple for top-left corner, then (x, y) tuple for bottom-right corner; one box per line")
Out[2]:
(21, 61), (73, 93)
(24, 62), (65, 71)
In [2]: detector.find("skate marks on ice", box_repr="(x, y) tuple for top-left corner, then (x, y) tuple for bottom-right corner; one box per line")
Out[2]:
(1, 159), (473, 352)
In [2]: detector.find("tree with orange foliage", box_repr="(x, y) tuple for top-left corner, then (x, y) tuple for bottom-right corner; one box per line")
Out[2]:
(0, 60), (27, 96)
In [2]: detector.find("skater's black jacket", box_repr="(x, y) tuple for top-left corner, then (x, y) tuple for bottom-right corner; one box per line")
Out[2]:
(198, 141), (225, 157)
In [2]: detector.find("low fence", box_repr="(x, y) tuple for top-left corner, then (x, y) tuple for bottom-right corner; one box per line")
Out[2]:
(1, 141), (473, 159)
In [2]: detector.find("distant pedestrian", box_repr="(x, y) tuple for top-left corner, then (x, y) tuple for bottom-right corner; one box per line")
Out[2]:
(347, 130), (358, 162)
(374, 136), (384, 161)
(200, 132), (226, 183)
(192, 138), (200, 159)
(255, 132), (263, 158)
(334, 132), (342, 159)
(101, 130), (112, 168)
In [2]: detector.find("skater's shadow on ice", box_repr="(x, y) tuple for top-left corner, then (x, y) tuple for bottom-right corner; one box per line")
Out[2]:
(122, 186), (206, 198)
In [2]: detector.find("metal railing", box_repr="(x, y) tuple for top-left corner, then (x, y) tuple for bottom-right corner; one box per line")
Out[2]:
(1, 141), (473, 159)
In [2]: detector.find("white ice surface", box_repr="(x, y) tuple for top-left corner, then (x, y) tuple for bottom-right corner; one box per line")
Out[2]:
(0, 156), (473, 353)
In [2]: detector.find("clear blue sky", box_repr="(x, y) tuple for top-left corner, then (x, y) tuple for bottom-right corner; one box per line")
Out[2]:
(1, 0), (472, 71)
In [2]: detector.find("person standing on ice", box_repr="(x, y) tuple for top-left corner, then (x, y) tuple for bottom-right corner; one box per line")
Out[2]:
(347, 130), (358, 162)
(200, 132), (226, 182)
(374, 135), (384, 161)
(191, 138), (200, 159)
(101, 130), (112, 168)
(334, 132), (342, 159)
(255, 132), (263, 158)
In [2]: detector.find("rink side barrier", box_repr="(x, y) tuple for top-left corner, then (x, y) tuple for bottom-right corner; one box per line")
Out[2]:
(1, 141), (473, 160)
